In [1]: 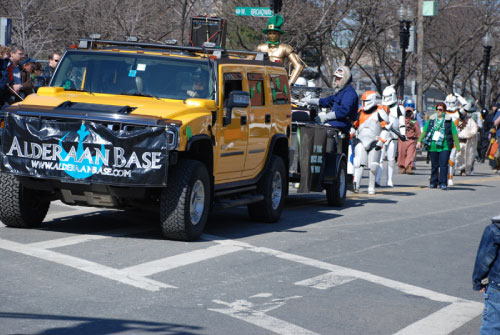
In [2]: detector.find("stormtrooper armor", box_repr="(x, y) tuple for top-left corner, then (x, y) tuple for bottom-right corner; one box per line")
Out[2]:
(444, 93), (468, 185)
(375, 85), (406, 187)
(351, 91), (390, 194)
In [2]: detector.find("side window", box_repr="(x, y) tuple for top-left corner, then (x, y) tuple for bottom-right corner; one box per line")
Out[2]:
(248, 73), (265, 106)
(223, 72), (243, 106)
(270, 74), (289, 105)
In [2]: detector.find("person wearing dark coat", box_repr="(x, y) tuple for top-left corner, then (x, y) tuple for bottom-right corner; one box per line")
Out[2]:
(0, 46), (11, 106)
(42, 52), (60, 85)
(20, 58), (36, 97)
(480, 103), (499, 162)
(473, 215), (500, 334)
(301, 65), (359, 158)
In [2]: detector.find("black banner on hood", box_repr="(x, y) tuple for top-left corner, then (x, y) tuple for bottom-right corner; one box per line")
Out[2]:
(1, 113), (169, 186)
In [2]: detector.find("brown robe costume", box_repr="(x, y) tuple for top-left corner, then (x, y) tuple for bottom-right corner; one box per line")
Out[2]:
(398, 116), (421, 169)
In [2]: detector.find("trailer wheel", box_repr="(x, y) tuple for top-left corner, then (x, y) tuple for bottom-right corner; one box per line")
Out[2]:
(0, 173), (50, 228)
(160, 159), (210, 241)
(325, 160), (347, 207)
(248, 156), (286, 223)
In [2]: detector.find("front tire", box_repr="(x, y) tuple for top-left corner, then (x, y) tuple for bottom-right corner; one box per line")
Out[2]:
(0, 173), (50, 228)
(248, 156), (286, 223)
(160, 159), (211, 241)
(325, 160), (347, 207)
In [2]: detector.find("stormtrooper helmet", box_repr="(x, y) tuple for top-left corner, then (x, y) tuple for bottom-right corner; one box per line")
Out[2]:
(382, 85), (397, 106)
(361, 90), (380, 112)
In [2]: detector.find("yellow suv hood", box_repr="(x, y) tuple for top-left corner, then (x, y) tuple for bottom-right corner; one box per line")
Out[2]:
(23, 87), (217, 121)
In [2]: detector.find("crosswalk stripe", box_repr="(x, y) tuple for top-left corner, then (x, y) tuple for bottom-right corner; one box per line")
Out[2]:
(27, 226), (154, 249)
(0, 238), (174, 292)
(295, 271), (356, 289)
(121, 243), (244, 277)
(393, 300), (483, 335)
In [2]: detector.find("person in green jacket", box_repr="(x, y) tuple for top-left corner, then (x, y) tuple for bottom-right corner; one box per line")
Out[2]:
(416, 102), (461, 190)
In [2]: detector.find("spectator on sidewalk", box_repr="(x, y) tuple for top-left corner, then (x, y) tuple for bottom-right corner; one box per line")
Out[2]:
(42, 52), (60, 85)
(20, 58), (36, 97)
(33, 62), (45, 91)
(0, 45), (11, 106)
(473, 215), (500, 334)
(6, 45), (25, 103)
(481, 103), (498, 163)
(492, 106), (500, 172)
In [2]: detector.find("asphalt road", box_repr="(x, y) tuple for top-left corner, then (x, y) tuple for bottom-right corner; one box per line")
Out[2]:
(1, 157), (499, 335)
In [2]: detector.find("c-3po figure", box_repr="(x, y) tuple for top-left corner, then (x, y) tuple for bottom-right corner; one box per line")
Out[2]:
(256, 15), (304, 85)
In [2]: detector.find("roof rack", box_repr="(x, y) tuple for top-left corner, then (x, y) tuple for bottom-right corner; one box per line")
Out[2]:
(77, 39), (268, 61)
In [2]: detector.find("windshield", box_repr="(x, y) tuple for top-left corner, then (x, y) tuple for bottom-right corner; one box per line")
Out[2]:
(51, 51), (214, 100)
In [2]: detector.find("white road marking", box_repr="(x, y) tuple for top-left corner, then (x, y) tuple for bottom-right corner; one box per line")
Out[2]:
(203, 234), (482, 334)
(122, 243), (243, 277)
(250, 293), (273, 298)
(394, 300), (484, 335)
(203, 235), (459, 303)
(210, 295), (317, 335)
(27, 226), (154, 249)
(0, 238), (174, 292)
(0, 225), (483, 333)
(295, 271), (356, 290)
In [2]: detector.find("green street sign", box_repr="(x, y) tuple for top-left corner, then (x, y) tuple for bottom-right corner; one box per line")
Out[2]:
(235, 7), (273, 17)
(422, 1), (439, 16)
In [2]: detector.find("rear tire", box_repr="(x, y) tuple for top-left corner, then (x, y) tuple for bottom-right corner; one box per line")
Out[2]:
(160, 159), (210, 241)
(0, 173), (50, 228)
(248, 156), (286, 223)
(325, 160), (347, 207)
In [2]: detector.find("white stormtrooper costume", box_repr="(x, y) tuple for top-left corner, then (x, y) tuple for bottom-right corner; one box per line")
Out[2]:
(444, 93), (469, 185)
(352, 91), (390, 194)
(375, 85), (406, 187)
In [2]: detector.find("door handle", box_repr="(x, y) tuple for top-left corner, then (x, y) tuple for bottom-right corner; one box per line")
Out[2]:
(265, 114), (271, 124)
(240, 115), (247, 125)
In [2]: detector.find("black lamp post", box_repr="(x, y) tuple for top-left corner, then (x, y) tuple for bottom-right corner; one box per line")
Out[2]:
(398, 4), (413, 101)
(481, 32), (493, 111)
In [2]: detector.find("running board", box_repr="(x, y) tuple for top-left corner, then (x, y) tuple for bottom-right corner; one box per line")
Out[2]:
(214, 195), (264, 210)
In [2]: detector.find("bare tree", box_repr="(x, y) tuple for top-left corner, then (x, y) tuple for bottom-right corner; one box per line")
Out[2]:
(1, 0), (498, 103)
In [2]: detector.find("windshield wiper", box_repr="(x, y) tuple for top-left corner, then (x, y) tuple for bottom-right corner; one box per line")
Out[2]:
(63, 88), (93, 94)
(119, 92), (161, 100)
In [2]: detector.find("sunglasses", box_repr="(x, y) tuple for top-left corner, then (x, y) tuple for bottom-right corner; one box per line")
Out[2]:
(436, 108), (444, 111)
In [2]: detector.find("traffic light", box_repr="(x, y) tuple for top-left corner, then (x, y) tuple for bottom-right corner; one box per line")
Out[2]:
(269, 0), (283, 13)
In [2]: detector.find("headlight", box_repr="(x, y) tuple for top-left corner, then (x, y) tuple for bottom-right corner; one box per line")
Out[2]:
(166, 126), (179, 150)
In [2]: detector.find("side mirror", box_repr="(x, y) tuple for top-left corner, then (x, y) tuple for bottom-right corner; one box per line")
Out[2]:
(224, 90), (250, 126)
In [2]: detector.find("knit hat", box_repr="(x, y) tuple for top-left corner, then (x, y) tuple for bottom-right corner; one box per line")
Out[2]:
(262, 15), (286, 34)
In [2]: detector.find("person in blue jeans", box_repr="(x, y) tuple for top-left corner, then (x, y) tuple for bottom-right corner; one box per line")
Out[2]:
(473, 215), (500, 334)
(416, 102), (461, 190)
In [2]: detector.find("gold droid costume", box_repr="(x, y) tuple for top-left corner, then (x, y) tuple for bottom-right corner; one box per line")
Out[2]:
(257, 15), (303, 85)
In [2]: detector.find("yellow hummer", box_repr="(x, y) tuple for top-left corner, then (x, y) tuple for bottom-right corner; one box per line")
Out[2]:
(0, 37), (348, 241)
(0, 38), (294, 241)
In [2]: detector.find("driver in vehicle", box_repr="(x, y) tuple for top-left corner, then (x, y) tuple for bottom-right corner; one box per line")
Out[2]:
(187, 71), (208, 98)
